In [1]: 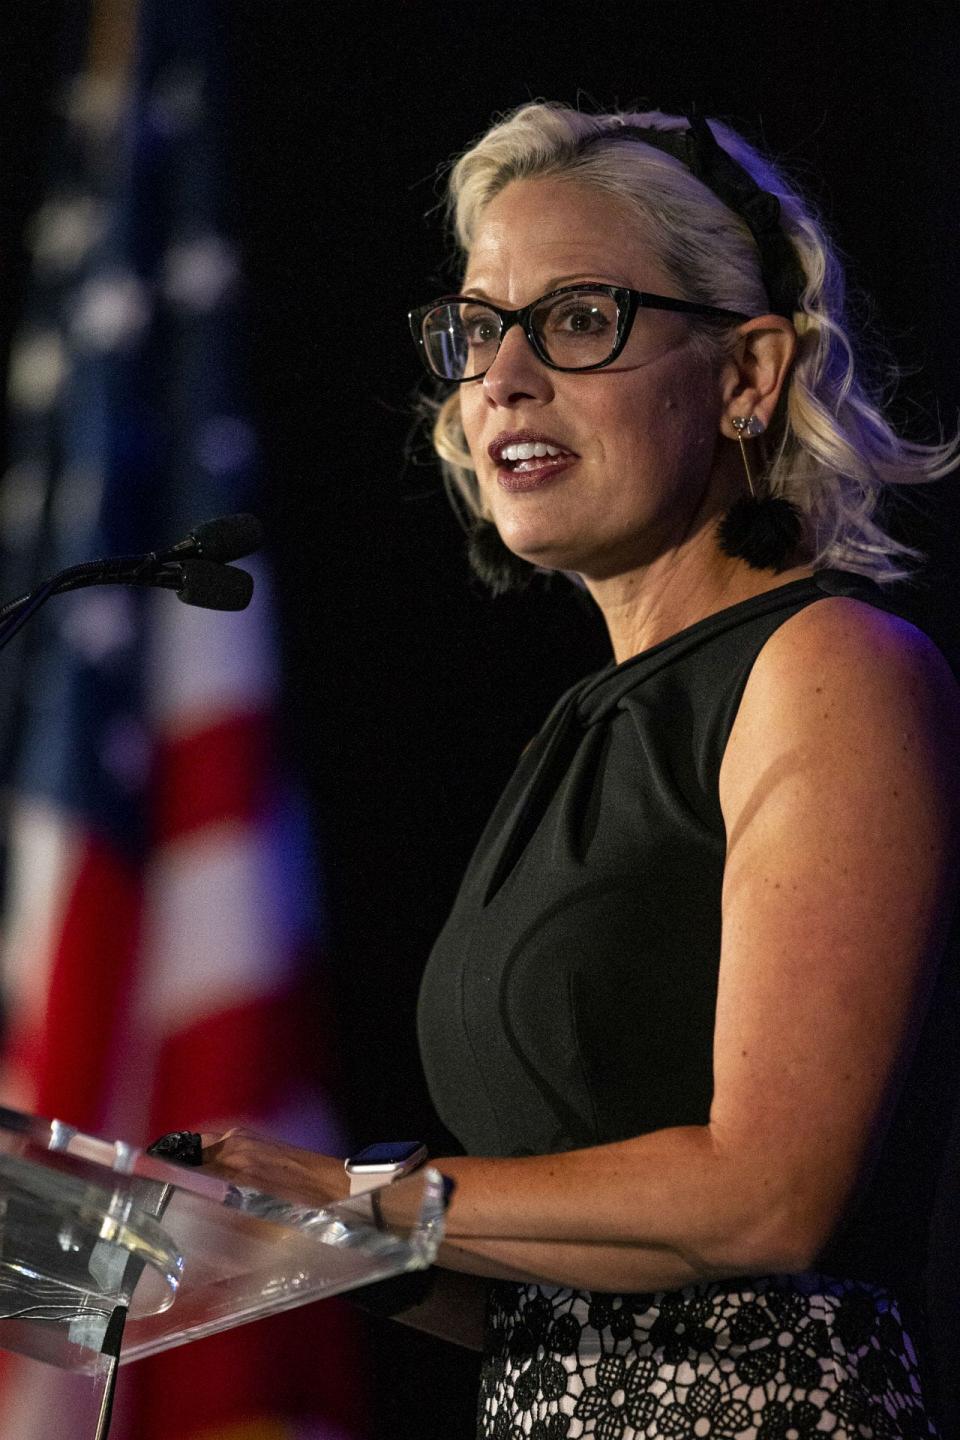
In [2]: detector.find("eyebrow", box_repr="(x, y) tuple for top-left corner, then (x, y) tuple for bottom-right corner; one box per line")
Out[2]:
(461, 272), (627, 300)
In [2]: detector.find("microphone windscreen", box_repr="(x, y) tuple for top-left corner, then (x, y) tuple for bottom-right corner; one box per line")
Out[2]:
(176, 560), (253, 611)
(190, 513), (264, 563)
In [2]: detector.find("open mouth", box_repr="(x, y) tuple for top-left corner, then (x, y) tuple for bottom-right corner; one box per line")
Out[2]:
(487, 432), (579, 491)
(489, 434), (579, 486)
(499, 440), (572, 472)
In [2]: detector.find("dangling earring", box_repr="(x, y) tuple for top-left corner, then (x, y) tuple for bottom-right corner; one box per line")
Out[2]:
(731, 414), (764, 495)
(717, 415), (804, 572)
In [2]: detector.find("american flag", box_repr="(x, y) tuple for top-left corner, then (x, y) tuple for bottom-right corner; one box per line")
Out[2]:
(0, 2), (365, 1435)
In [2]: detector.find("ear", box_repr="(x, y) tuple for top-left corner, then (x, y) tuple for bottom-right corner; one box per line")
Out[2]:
(717, 316), (796, 438)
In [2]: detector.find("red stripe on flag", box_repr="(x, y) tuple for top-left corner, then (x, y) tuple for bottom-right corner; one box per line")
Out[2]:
(152, 713), (272, 845)
(134, 1298), (368, 1439)
(146, 985), (320, 1136)
(35, 835), (141, 1131)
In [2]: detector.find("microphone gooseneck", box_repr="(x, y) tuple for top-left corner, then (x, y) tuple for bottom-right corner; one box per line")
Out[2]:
(0, 513), (260, 652)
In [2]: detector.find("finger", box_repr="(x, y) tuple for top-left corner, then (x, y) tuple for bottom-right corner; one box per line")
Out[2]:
(145, 1131), (204, 1165)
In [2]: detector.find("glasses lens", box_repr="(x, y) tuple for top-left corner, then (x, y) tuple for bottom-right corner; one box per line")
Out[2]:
(421, 301), (501, 381)
(532, 289), (620, 369)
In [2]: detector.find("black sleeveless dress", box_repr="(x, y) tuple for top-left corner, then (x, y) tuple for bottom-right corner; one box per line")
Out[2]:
(417, 570), (960, 1440)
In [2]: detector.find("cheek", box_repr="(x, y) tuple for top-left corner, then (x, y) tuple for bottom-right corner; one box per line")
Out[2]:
(659, 393), (714, 449)
(591, 392), (718, 515)
(598, 388), (691, 467)
(648, 370), (721, 463)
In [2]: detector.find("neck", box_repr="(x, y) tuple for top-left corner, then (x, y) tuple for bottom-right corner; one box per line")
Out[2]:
(584, 534), (813, 664)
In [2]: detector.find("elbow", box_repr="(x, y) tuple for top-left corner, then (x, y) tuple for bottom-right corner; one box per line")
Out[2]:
(734, 1214), (827, 1277)
(677, 1127), (853, 1280)
(684, 1192), (839, 1281)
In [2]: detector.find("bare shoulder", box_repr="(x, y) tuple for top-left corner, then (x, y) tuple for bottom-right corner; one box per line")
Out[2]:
(725, 596), (959, 777)
(759, 593), (956, 686)
(720, 594), (960, 846)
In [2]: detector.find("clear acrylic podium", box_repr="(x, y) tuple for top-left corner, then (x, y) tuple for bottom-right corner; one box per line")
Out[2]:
(0, 1107), (446, 1438)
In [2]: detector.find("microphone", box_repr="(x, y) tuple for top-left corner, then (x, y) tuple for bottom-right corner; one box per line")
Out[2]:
(0, 514), (261, 652)
(162, 558), (254, 611)
(157, 513), (264, 566)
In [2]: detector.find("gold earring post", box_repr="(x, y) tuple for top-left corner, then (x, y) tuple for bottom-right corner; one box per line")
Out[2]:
(731, 415), (764, 498)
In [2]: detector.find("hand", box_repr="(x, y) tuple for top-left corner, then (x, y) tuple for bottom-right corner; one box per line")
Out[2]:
(199, 1128), (349, 1209)
(146, 1131), (203, 1165)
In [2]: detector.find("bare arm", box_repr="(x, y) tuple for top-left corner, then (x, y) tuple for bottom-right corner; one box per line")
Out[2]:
(205, 599), (960, 1302)
(380, 599), (960, 1288)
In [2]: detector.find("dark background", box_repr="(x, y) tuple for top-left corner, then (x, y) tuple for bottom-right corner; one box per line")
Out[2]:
(2, 3), (959, 1434)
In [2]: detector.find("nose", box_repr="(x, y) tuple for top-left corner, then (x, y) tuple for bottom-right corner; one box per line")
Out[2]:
(481, 324), (554, 408)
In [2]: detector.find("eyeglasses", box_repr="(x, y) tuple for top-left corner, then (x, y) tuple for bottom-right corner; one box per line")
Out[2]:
(408, 283), (749, 383)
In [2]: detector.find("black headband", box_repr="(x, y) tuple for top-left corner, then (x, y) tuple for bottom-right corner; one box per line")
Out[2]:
(576, 116), (804, 320)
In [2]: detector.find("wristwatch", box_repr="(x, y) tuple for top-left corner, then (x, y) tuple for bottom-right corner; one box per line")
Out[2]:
(344, 1141), (428, 1195)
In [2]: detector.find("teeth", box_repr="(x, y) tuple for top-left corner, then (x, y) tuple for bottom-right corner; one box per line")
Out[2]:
(501, 441), (566, 462)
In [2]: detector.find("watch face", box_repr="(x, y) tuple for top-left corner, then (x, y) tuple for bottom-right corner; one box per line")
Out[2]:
(348, 1141), (425, 1168)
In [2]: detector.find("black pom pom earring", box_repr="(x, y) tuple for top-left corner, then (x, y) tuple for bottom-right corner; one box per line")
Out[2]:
(717, 416), (804, 572)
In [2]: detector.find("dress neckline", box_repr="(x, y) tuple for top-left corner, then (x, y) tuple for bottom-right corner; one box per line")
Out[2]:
(574, 567), (882, 722)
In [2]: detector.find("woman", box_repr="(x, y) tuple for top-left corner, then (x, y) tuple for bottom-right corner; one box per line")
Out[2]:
(200, 105), (960, 1437)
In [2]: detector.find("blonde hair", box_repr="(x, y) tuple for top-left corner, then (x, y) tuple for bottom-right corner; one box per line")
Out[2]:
(428, 102), (957, 585)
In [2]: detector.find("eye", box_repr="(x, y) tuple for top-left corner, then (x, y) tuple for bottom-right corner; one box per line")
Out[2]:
(566, 306), (604, 331)
(545, 299), (613, 337)
(460, 307), (500, 346)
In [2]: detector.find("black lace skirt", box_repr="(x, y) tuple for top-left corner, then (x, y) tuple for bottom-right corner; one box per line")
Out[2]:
(478, 1274), (937, 1439)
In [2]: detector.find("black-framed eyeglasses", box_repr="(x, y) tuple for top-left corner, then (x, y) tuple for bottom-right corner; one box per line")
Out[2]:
(408, 283), (749, 383)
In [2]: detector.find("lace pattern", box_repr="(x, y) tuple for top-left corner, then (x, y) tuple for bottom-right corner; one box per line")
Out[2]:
(478, 1275), (937, 1440)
